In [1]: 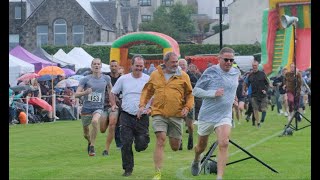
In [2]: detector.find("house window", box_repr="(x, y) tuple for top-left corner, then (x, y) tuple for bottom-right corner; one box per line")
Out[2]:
(36, 25), (48, 47)
(72, 25), (84, 46)
(161, 0), (173, 6)
(216, 7), (228, 14)
(139, 0), (151, 6)
(9, 34), (19, 49)
(141, 15), (151, 22)
(54, 19), (67, 46)
(15, 6), (21, 19)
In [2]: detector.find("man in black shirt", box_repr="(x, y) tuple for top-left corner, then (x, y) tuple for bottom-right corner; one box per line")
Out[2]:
(101, 60), (122, 155)
(243, 60), (270, 128)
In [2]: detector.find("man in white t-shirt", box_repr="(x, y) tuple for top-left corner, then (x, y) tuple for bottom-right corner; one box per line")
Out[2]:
(110, 55), (151, 177)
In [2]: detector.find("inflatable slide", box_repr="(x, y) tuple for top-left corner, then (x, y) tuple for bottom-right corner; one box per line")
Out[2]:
(261, 0), (311, 77)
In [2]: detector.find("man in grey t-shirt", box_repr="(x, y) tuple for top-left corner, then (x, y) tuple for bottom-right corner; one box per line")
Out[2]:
(75, 58), (114, 156)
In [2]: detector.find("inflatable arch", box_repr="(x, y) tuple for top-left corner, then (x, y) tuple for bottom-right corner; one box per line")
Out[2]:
(109, 31), (180, 64)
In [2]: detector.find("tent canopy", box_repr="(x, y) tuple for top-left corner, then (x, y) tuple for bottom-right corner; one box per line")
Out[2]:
(9, 54), (35, 86)
(9, 45), (56, 73)
(68, 47), (110, 72)
(32, 47), (76, 71)
(53, 49), (84, 71)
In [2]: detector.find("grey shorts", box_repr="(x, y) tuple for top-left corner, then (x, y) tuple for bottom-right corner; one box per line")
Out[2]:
(152, 115), (183, 140)
(81, 109), (104, 127)
(251, 96), (268, 112)
(197, 118), (232, 136)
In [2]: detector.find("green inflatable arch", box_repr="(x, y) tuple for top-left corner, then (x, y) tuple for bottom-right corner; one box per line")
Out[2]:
(110, 31), (180, 62)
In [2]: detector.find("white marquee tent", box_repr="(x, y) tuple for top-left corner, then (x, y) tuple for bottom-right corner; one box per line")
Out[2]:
(9, 54), (35, 86)
(53, 49), (84, 71)
(68, 47), (110, 72)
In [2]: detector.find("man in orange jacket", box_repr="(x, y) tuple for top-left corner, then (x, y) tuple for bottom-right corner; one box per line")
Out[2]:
(138, 51), (194, 180)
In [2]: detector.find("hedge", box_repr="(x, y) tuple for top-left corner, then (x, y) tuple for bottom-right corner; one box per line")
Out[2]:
(42, 44), (261, 64)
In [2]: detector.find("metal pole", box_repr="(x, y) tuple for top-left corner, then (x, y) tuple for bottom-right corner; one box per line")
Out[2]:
(53, 93), (56, 122)
(76, 98), (80, 120)
(26, 96), (29, 124)
(219, 0), (223, 50)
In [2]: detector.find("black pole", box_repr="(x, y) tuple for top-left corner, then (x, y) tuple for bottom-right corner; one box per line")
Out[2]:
(219, 0), (223, 50)
(293, 23), (297, 112)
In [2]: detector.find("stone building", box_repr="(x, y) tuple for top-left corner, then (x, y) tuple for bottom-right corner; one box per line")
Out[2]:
(9, 0), (139, 51)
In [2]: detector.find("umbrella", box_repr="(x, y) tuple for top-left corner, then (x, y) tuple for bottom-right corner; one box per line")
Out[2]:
(17, 73), (39, 81)
(38, 66), (65, 96)
(55, 79), (79, 88)
(28, 97), (53, 112)
(69, 75), (85, 81)
(62, 68), (76, 77)
(37, 75), (57, 81)
(10, 85), (32, 93)
(38, 66), (65, 76)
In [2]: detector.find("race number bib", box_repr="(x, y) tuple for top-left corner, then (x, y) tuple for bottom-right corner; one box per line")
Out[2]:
(88, 92), (102, 102)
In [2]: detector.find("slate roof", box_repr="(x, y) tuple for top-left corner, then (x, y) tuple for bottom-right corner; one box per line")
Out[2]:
(23, 0), (139, 32)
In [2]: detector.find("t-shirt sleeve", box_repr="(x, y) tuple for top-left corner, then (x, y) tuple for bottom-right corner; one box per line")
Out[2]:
(78, 77), (88, 88)
(111, 76), (123, 94)
(104, 74), (111, 84)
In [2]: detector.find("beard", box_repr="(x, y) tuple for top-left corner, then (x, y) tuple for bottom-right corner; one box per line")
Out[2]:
(167, 66), (177, 73)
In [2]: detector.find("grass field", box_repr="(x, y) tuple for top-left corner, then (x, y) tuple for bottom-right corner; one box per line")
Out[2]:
(9, 108), (311, 180)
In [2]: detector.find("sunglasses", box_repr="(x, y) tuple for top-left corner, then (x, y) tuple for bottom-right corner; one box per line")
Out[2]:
(222, 58), (235, 63)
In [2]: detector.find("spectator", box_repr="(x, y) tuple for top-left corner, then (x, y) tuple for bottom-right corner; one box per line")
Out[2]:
(55, 88), (77, 120)
(148, 63), (156, 75)
(30, 78), (42, 98)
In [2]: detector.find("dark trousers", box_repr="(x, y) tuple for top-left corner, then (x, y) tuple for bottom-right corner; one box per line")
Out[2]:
(114, 113), (122, 148)
(120, 111), (150, 171)
(246, 97), (256, 124)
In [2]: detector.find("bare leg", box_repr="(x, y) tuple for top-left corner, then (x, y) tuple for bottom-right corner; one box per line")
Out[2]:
(83, 125), (90, 143)
(100, 113), (108, 133)
(193, 135), (209, 162)
(215, 124), (232, 179)
(105, 113), (118, 152)
(154, 132), (167, 171)
(89, 113), (101, 146)
(238, 101), (245, 122)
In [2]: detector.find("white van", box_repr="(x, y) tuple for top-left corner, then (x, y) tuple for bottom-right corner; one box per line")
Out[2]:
(234, 56), (254, 72)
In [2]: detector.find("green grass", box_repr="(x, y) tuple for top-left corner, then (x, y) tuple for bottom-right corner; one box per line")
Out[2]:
(9, 108), (311, 180)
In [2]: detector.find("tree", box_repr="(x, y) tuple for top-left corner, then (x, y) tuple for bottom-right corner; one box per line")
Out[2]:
(139, 2), (195, 41)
